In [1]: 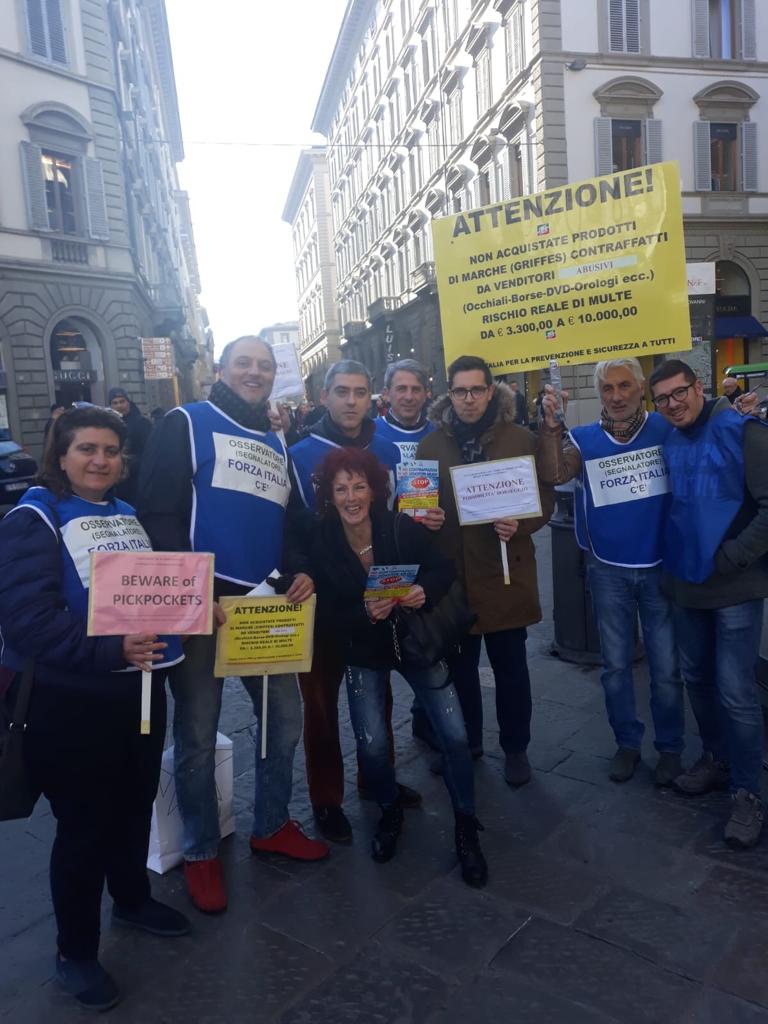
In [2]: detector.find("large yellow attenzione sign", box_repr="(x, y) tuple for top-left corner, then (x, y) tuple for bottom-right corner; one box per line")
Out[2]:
(432, 161), (690, 374)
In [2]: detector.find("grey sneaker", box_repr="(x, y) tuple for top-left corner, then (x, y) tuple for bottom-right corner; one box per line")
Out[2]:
(654, 752), (683, 788)
(674, 753), (730, 796)
(504, 751), (531, 787)
(724, 789), (764, 850)
(609, 747), (641, 783)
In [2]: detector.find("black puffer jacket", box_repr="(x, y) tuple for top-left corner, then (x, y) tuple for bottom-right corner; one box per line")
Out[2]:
(309, 508), (455, 669)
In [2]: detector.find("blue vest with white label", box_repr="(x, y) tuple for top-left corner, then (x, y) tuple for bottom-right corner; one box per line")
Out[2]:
(374, 416), (434, 463)
(289, 431), (401, 511)
(663, 405), (760, 584)
(180, 401), (290, 586)
(570, 413), (673, 567)
(16, 486), (183, 669)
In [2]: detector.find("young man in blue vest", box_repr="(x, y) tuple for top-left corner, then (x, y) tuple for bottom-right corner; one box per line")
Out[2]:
(544, 358), (685, 786)
(375, 358), (435, 462)
(290, 360), (424, 842)
(650, 358), (768, 849)
(137, 335), (329, 914)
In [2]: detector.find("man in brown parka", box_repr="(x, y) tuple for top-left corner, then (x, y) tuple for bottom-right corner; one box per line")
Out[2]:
(416, 355), (563, 786)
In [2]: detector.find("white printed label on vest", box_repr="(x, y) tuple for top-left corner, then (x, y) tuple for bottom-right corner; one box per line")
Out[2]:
(211, 433), (290, 506)
(585, 445), (670, 508)
(394, 440), (419, 462)
(61, 515), (152, 586)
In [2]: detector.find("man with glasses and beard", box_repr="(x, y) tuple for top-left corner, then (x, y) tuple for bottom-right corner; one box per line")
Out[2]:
(416, 355), (562, 786)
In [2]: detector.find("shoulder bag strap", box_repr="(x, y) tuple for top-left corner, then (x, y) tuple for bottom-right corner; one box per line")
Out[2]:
(9, 658), (35, 732)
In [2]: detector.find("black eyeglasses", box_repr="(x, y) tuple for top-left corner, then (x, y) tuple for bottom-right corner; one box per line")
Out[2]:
(450, 386), (489, 401)
(651, 383), (694, 409)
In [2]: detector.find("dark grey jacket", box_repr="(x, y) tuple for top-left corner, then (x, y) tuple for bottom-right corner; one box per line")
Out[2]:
(666, 398), (768, 609)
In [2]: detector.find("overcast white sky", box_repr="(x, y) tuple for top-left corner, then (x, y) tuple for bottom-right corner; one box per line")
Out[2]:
(165, 0), (349, 355)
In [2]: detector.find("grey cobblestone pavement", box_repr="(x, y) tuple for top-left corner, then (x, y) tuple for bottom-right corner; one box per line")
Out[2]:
(2, 533), (768, 1022)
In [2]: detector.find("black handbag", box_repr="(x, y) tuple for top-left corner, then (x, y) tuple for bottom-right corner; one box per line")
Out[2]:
(392, 515), (477, 671)
(0, 659), (41, 821)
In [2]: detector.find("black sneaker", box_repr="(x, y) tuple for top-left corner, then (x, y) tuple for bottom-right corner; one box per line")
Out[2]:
(653, 752), (683, 788)
(674, 752), (730, 796)
(358, 782), (423, 808)
(371, 802), (404, 863)
(313, 805), (353, 843)
(724, 789), (764, 850)
(455, 814), (488, 888)
(112, 897), (191, 937)
(504, 751), (531, 787)
(609, 747), (641, 783)
(55, 955), (121, 1012)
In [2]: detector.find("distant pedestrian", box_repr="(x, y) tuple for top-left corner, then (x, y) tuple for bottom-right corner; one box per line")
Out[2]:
(509, 381), (529, 425)
(42, 402), (66, 446)
(108, 388), (152, 504)
(722, 376), (743, 404)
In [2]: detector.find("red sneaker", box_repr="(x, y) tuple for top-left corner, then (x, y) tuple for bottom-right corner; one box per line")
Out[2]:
(183, 857), (227, 914)
(249, 821), (330, 862)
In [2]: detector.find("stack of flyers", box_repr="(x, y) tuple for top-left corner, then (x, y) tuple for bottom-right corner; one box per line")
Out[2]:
(364, 564), (420, 600)
(396, 460), (439, 519)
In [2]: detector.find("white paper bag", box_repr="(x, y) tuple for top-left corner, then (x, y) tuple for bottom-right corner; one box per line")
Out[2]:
(147, 732), (235, 874)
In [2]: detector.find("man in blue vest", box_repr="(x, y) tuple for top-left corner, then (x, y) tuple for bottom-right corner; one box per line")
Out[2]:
(290, 360), (423, 843)
(375, 358), (435, 462)
(544, 358), (684, 785)
(650, 358), (768, 849)
(137, 335), (329, 915)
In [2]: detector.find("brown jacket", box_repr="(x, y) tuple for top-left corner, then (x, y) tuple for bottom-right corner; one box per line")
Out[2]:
(416, 383), (562, 634)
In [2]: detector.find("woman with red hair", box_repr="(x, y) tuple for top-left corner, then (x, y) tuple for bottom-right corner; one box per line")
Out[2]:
(308, 447), (487, 886)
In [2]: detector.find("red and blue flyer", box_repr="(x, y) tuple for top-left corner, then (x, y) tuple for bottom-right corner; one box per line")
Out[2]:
(364, 564), (420, 600)
(396, 460), (439, 519)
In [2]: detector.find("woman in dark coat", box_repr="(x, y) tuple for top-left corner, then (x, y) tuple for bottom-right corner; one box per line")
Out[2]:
(0, 407), (189, 1011)
(308, 446), (487, 886)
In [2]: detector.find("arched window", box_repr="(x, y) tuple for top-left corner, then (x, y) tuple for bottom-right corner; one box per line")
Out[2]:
(49, 318), (106, 406)
(20, 104), (109, 241)
(693, 82), (758, 192)
(592, 77), (663, 175)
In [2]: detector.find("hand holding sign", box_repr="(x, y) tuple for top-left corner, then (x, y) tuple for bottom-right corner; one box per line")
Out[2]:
(123, 634), (167, 671)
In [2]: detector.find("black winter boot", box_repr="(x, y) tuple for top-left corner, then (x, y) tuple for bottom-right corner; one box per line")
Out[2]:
(371, 802), (404, 863)
(455, 814), (488, 888)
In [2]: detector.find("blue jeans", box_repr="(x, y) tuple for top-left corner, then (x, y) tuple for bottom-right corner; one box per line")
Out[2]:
(169, 632), (302, 860)
(587, 557), (684, 753)
(345, 663), (475, 815)
(674, 600), (764, 796)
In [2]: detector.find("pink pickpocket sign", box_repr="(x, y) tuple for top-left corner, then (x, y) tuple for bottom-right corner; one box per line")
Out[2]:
(87, 551), (215, 636)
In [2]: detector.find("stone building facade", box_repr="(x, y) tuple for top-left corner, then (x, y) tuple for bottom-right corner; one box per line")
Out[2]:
(301, 0), (767, 419)
(282, 149), (342, 401)
(0, 0), (209, 454)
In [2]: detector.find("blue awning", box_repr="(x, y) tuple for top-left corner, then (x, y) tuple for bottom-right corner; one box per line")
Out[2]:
(715, 315), (768, 339)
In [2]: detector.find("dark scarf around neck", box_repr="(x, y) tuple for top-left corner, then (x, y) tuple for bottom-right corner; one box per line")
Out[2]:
(209, 380), (271, 431)
(385, 408), (428, 432)
(316, 410), (375, 448)
(450, 394), (499, 464)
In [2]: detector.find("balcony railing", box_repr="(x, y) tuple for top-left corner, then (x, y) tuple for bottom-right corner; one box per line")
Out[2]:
(51, 239), (89, 264)
(411, 261), (436, 292)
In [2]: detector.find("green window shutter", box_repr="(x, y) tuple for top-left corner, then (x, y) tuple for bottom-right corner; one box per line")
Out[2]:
(25, 0), (48, 58)
(741, 122), (758, 192)
(693, 121), (712, 191)
(20, 142), (50, 231)
(691, 0), (709, 57)
(741, 0), (756, 60)
(83, 158), (110, 240)
(594, 117), (613, 176)
(45, 0), (67, 64)
(644, 119), (663, 164)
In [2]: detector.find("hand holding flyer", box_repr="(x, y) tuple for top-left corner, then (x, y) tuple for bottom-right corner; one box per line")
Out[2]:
(397, 460), (439, 519)
(364, 565), (420, 601)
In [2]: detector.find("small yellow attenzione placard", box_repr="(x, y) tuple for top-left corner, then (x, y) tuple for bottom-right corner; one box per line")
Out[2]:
(214, 595), (315, 677)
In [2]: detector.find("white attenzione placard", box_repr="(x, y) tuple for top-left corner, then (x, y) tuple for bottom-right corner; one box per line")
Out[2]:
(450, 456), (542, 526)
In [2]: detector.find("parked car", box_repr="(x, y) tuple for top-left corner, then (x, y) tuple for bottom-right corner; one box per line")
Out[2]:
(0, 438), (37, 512)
